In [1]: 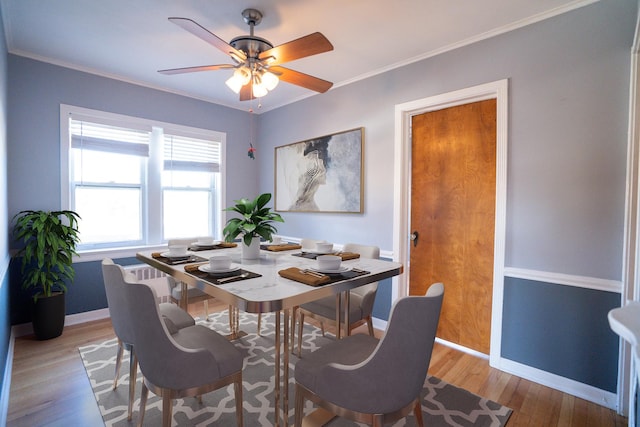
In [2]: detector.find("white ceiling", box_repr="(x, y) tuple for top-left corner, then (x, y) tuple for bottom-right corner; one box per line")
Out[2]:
(1, 0), (594, 113)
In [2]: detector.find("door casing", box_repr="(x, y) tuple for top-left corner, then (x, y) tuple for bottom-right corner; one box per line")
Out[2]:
(393, 79), (508, 366)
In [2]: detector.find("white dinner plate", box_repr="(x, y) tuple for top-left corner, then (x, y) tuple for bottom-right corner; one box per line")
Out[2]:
(198, 264), (241, 274)
(311, 266), (350, 274)
(192, 241), (221, 247)
(160, 251), (192, 258)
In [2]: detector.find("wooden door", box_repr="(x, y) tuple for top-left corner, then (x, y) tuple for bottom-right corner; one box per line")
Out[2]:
(409, 99), (496, 354)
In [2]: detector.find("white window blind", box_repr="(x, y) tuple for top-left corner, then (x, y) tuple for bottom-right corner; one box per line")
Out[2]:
(70, 119), (150, 157)
(164, 134), (220, 172)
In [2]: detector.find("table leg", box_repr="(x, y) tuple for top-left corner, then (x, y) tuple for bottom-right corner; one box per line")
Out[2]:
(180, 282), (188, 309)
(283, 309), (290, 427)
(335, 294), (342, 340)
(344, 291), (351, 337)
(275, 311), (281, 427)
(225, 306), (247, 341)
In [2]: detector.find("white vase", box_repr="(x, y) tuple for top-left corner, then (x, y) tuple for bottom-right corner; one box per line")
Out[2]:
(241, 237), (261, 260)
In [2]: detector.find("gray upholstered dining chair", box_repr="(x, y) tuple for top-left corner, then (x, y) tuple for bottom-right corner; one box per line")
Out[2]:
(294, 282), (444, 427)
(101, 258), (196, 421)
(295, 243), (380, 356)
(123, 274), (244, 427)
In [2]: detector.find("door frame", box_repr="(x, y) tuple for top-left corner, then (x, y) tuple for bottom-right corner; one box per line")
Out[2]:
(393, 79), (508, 366)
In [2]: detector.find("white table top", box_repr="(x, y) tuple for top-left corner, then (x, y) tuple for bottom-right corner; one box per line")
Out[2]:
(137, 247), (404, 313)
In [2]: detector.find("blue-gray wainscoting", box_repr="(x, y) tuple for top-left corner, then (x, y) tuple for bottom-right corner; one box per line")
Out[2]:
(502, 276), (620, 393)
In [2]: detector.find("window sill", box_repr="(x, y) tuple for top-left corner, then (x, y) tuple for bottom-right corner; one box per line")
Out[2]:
(75, 245), (167, 263)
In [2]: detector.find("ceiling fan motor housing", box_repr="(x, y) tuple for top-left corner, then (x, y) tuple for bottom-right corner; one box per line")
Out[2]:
(230, 36), (273, 61)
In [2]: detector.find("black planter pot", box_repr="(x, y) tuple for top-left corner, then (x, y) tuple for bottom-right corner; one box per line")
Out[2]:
(32, 292), (66, 340)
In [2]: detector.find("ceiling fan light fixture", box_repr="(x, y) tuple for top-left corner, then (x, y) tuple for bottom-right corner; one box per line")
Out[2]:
(252, 78), (268, 98)
(261, 70), (279, 91)
(225, 67), (251, 93)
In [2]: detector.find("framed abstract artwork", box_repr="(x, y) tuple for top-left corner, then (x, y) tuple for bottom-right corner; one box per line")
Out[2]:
(275, 127), (363, 213)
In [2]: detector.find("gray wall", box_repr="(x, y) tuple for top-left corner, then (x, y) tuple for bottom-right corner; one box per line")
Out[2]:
(256, 0), (635, 391)
(6, 55), (257, 322)
(0, 3), (9, 414)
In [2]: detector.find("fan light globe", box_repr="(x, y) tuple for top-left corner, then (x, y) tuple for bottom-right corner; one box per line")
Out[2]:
(261, 71), (279, 91)
(252, 82), (268, 98)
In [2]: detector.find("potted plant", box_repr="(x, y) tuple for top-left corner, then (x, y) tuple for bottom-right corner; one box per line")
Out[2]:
(12, 210), (81, 340)
(223, 193), (284, 259)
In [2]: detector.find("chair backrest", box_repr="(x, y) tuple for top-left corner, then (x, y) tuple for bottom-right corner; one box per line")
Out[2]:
(121, 279), (223, 390)
(301, 238), (323, 250)
(322, 283), (444, 414)
(168, 237), (198, 246)
(102, 258), (136, 345)
(342, 243), (380, 303)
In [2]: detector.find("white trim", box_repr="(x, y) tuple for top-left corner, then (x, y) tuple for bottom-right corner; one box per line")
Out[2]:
(11, 308), (111, 338)
(0, 330), (14, 427)
(500, 357), (618, 410)
(504, 267), (622, 293)
(435, 337), (490, 361)
(393, 79), (509, 368)
(615, 9), (640, 418)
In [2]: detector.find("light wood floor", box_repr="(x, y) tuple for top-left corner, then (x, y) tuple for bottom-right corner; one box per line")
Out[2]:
(7, 301), (628, 426)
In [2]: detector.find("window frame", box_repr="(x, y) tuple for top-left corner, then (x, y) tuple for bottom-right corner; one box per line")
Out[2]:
(60, 104), (227, 258)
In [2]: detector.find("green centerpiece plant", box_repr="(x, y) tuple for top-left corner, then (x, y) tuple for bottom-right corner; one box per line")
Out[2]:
(223, 193), (283, 258)
(12, 209), (81, 339)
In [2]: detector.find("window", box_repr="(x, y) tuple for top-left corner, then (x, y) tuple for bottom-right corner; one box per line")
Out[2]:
(61, 105), (225, 251)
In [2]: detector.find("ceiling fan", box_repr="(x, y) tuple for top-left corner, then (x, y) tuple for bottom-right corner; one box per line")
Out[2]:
(158, 8), (334, 101)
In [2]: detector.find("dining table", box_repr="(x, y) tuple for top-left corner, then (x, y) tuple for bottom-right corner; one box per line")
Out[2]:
(136, 242), (403, 427)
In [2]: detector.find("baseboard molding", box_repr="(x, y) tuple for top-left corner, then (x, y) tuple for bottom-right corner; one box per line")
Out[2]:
(0, 329), (15, 427)
(12, 308), (111, 338)
(497, 357), (617, 410)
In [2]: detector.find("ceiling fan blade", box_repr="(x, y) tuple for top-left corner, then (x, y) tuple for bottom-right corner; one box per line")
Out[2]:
(239, 84), (255, 101)
(259, 32), (333, 66)
(169, 17), (246, 62)
(158, 64), (235, 75)
(270, 66), (333, 93)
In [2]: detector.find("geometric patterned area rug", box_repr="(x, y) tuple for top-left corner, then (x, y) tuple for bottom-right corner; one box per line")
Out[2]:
(79, 311), (511, 427)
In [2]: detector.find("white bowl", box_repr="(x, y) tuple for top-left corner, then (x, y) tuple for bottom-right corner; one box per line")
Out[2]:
(316, 255), (341, 271)
(168, 244), (188, 257)
(209, 255), (232, 271)
(269, 236), (282, 245)
(315, 242), (333, 253)
(198, 236), (215, 245)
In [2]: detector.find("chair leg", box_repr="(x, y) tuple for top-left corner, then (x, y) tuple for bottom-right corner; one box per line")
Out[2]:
(257, 313), (262, 336)
(204, 299), (210, 321)
(297, 312), (305, 357)
(162, 392), (173, 427)
(138, 382), (149, 427)
(366, 315), (375, 336)
(234, 377), (244, 427)
(290, 306), (298, 354)
(127, 349), (138, 421)
(372, 415), (384, 427)
(294, 385), (304, 427)
(113, 339), (124, 390)
(413, 400), (425, 427)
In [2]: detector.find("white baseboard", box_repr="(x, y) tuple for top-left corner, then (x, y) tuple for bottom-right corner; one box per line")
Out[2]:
(12, 308), (111, 338)
(496, 357), (618, 410)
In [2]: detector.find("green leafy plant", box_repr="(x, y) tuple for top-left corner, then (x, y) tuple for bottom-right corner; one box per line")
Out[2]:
(223, 193), (284, 246)
(12, 210), (81, 301)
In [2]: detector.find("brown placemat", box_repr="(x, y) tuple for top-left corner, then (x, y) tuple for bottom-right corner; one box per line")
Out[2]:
(184, 262), (261, 285)
(151, 253), (207, 265)
(260, 243), (303, 252)
(292, 251), (361, 261)
(188, 242), (238, 251)
(278, 267), (370, 287)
